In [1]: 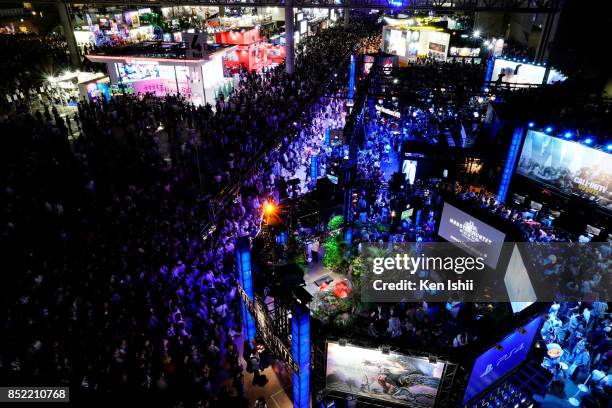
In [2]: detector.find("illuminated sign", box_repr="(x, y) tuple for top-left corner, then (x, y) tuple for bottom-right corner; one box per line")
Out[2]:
(463, 315), (542, 403)
(375, 104), (401, 118)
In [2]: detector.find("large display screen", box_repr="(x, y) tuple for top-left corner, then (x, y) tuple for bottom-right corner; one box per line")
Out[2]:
(386, 29), (407, 57)
(504, 245), (536, 313)
(437, 202), (506, 269)
(491, 59), (546, 85)
(463, 315), (542, 403)
(517, 130), (612, 210)
(326, 342), (445, 407)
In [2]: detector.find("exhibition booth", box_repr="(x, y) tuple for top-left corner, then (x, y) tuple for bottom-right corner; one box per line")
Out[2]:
(382, 24), (451, 64)
(73, 9), (158, 47)
(86, 42), (236, 106)
(47, 70), (108, 104)
(214, 27), (285, 72)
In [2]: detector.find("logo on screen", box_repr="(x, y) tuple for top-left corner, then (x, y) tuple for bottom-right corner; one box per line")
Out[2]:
(479, 342), (525, 378)
(449, 219), (492, 244)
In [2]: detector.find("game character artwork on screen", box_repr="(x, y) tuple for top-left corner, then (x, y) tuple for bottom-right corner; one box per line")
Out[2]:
(326, 342), (445, 407)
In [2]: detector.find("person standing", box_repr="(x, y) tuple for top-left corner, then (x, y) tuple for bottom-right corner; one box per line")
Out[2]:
(311, 238), (320, 264)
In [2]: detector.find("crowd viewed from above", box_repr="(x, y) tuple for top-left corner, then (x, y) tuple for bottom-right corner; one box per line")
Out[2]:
(1, 22), (376, 407)
(1, 8), (610, 408)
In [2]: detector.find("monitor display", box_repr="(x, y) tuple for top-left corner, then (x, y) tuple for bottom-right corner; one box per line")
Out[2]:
(512, 194), (525, 205)
(401, 208), (414, 220)
(586, 225), (601, 236)
(517, 130), (612, 210)
(463, 315), (543, 403)
(326, 342), (445, 407)
(437, 202), (507, 269)
(529, 201), (542, 211)
(504, 245), (537, 313)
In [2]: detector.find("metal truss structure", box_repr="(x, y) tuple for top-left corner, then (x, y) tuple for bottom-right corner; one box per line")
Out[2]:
(0, 0), (563, 12)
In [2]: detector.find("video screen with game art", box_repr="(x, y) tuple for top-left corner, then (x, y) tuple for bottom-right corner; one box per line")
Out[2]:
(517, 130), (612, 210)
(326, 342), (445, 407)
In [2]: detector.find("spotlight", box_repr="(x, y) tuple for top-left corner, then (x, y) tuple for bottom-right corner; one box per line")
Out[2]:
(564, 132), (572, 139)
(381, 346), (390, 354)
(545, 126), (553, 133)
(429, 355), (438, 364)
(495, 344), (503, 351)
(606, 144), (612, 151)
(264, 201), (276, 215)
(528, 122), (535, 128)
(473, 30), (480, 38)
(338, 339), (347, 347)
(584, 138), (593, 145)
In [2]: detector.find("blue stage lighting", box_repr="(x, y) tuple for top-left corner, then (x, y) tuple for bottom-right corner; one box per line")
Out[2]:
(584, 138), (593, 145)
(528, 122), (535, 128)
(545, 127), (553, 133)
(564, 132), (572, 138)
(606, 144), (612, 151)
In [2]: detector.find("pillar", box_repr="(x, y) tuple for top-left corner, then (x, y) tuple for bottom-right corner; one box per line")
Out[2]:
(56, 0), (80, 68)
(348, 54), (356, 99)
(236, 237), (256, 343)
(535, 11), (560, 62)
(344, 7), (350, 29)
(292, 303), (310, 408)
(497, 127), (525, 203)
(284, 0), (295, 75)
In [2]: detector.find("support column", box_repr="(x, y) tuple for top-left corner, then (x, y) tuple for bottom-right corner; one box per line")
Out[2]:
(535, 11), (560, 62)
(56, 0), (80, 68)
(292, 303), (310, 408)
(497, 126), (525, 203)
(284, 0), (295, 75)
(348, 54), (356, 99)
(236, 237), (256, 343)
(344, 7), (350, 29)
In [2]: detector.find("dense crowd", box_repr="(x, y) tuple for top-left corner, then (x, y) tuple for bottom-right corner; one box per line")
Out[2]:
(0, 34), (71, 112)
(1, 23), (375, 407)
(541, 302), (611, 406)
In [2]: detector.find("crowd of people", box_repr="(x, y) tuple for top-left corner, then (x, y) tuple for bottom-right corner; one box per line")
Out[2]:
(0, 34), (70, 112)
(541, 302), (611, 406)
(1, 22), (376, 407)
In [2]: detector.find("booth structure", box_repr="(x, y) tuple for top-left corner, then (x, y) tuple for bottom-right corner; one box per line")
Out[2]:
(382, 24), (451, 64)
(215, 27), (285, 73)
(86, 42), (236, 106)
